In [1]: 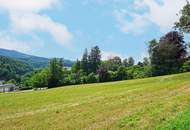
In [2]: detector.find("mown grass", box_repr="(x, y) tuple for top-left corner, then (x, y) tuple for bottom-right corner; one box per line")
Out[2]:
(0, 72), (190, 130)
(157, 106), (190, 130)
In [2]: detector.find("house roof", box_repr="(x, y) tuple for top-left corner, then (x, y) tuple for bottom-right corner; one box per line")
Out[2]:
(0, 84), (16, 88)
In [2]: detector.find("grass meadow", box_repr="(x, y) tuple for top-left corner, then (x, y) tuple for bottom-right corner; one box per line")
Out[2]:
(1, 72), (190, 130)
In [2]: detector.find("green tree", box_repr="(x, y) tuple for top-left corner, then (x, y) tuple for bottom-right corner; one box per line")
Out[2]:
(123, 58), (129, 67)
(150, 31), (187, 76)
(106, 56), (122, 71)
(97, 64), (110, 82)
(148, 39), (158, 60)
(31, 69), (49, 89)
(88, 46), (101, 73)
(81, 48), (89, 73)
(128, 57), (135, 67)
(59, 58), (64, 68)
(175, 2), (190, 33)
(72, 59), (81, 73)
(181, 59), (190, 72)
(117, 66), (127, 80)
(143, 57), (150, 66)
(86, 73), (98, 83)
(48, 58), (64, 87)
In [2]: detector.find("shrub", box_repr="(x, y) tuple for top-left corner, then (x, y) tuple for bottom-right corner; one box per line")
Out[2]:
(181, 60), (190, 72)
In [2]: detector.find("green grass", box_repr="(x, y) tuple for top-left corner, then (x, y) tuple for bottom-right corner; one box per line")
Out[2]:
(157, 106), (190, 130)
(1, 73), (190, 130)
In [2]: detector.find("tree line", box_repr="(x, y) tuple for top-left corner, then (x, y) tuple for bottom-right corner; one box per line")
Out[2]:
(20, 30), (190, 89)
(5, 2), (190, 89)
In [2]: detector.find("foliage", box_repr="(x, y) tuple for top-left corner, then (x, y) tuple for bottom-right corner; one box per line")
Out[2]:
(31, 69), (49, 88)
(48, 58), (64, 87)
(86, 73), (98, 83)
(20, 58), (64, 89)
(97, 64), (110, 82)
(175, 2), (190, 33)
(71, 59), (81, 73)
(181, 59), (190, 72)
(88, 46), (101, 73)
(143, 57), (150, 66)
(127, 65), (152, 79)
(105, 56), (122, 71)
(149, 31), (187, 76)
(0, 56), (33, 81)
(81, 48), (89, 74)
(116, 66), (128, 80)
(128, 57), (135, 67)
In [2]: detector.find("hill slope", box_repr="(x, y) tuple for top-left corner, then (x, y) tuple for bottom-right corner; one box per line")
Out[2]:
(0, 56), (33, 80)
(0, 73), (190, 130)
(0, 48), (74, 68)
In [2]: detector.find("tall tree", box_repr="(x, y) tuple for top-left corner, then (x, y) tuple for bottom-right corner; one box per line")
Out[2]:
(59, 58), (64, 68)
(150, 31), (187, 76)
(123, 58), (129, 67)
(97, 64), (109, 82)
(128, 57), (135, 67)
(48, 58), (63, 87)
(71, 59), (81, 73)
(106, 56), (122, 71)
(88, 46), (101, 73)
(148, 39), (158, 60)
(81, 48), (89, 73)
(175, 2), (190, 33)
(117, 66), (127, 80)
(143, 57), (150, 66)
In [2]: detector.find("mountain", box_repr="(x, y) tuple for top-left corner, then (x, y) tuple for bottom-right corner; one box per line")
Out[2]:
(0, 56), (33, 80)
(0, 48), (74, 68)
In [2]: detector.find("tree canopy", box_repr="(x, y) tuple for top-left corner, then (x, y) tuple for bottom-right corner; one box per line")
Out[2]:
(175, 2), (190, 33)
(149, 31), (187, 75)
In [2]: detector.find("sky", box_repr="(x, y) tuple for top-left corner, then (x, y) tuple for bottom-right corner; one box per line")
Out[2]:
(0, 0), (189, 61)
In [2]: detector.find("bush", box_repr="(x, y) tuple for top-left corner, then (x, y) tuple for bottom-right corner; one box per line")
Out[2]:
(181, 60), (190, 72)
(127, 65), (152, 79)
(116, 66), (128, 80)
(31, 69), (49, 88)
(86, 73), (98, 83)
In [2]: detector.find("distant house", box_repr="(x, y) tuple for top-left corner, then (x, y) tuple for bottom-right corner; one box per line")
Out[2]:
(0, 84), (16, 92)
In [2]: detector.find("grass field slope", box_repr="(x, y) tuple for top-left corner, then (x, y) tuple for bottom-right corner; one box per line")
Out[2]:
(1, 73), (190, 130)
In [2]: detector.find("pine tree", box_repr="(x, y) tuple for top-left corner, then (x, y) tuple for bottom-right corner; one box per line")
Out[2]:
(88, 46), (101, 73)
(81, 48), (89, 74)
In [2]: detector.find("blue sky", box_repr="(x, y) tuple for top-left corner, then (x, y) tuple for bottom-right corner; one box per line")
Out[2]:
(0, 0), (188, 61)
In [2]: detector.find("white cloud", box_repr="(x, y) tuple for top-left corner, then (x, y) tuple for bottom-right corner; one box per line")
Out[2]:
(0, 39), (31, 52)
(11, 13), (73, 46)
(113, 10), (149, 34)
(143, 0), (186, 31)
(0, 32), (42, 52)
(114, 0), (187, 34)
(0, 0), (73, 51)
(102, 51), (127, 60)
(83, 0), (129, 6)
(0, 0), (58, 12)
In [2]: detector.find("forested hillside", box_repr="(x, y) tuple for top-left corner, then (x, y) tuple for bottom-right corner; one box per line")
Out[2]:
(0, 48), (74, 68)
(0, 56), (33, 81)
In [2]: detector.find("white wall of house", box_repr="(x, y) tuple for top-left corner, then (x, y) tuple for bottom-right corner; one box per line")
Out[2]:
(0, 84), (16, 92)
